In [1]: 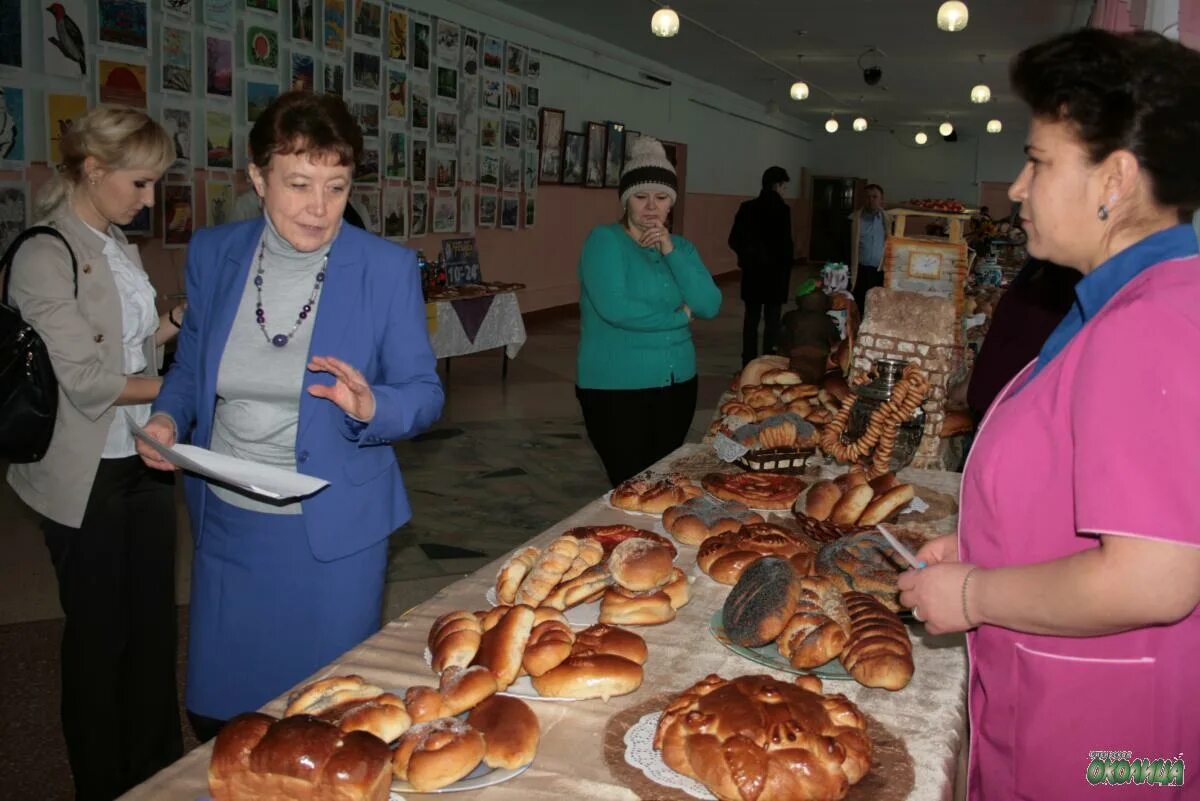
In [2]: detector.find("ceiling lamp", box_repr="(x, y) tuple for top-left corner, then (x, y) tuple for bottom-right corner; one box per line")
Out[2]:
(937, 1), (969, 32)
(987, 119), (1003, 133)
(915, 131), (929, 145)
(651, 6), (680, 38)
(971, 83), (991, 103)
(825, 116), (839, 133)
(790, 81), (809, 100)
(853, 116), (868, 132)
(939, 120), (954, 136)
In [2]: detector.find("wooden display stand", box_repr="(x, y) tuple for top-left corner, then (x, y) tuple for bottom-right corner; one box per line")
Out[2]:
(880, 208), (972, 333)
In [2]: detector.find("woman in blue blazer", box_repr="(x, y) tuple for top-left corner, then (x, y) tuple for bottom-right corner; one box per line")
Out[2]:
(137, 92), (443, 739)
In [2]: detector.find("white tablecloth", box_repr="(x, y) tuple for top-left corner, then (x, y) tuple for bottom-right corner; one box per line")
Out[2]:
(429, 291), (527, 360)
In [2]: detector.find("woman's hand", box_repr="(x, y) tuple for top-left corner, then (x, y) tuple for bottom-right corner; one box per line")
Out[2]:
(136, 414), (180, 472)
(916, 534), (960, 567)
(638, 223), (674, 255)
(307, 355), (376, 421)
(897, 562), (977, 635)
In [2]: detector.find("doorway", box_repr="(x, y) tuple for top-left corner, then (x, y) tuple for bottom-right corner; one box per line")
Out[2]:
(809, 176), (861, 264)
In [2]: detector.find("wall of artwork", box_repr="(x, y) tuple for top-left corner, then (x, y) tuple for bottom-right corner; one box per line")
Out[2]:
(0, 0), (815, 313)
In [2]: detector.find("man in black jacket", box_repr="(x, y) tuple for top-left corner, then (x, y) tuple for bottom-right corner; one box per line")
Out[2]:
(728, 166), (794, 366)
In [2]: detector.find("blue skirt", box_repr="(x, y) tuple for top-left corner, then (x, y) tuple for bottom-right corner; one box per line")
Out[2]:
(186, 491), (387, 720)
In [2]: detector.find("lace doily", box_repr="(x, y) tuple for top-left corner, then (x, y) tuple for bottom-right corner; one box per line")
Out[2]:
(623, 712), (715, 800)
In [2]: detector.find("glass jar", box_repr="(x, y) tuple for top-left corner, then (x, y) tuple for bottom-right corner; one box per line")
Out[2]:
(844, 358), (926, 471)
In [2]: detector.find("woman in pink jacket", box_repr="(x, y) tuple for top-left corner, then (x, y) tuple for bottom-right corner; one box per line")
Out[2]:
(899, 29), (1200, 801)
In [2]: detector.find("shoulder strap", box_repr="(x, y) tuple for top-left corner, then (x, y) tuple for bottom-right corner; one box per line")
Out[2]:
(0, 225), (79, 305)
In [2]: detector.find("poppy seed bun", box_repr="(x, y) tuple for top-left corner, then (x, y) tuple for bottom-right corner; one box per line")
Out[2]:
(722, 557), (802, 647)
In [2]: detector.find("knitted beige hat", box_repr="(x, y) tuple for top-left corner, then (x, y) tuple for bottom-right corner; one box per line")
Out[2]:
(619, 136), (677, 206)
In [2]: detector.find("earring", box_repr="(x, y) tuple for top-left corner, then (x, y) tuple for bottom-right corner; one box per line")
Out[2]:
(1098, 205), (1109, 221)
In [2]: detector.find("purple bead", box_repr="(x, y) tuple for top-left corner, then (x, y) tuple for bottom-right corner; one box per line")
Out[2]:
(299, 311), (308, 320)
(254, 275), (263, 287)
(316, 272), (325, 282)
(271, 334), (289, 347)
(303, 304), (312, 313)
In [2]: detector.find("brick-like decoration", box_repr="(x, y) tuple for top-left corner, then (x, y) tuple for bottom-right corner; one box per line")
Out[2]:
(853, 287), (962, 469)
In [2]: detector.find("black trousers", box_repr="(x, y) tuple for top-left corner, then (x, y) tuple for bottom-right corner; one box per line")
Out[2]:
(853, 264), (884, 316)
(42, 456), (182, 801)
(742, 301), (783, 366)
(576, 377), (699, 487)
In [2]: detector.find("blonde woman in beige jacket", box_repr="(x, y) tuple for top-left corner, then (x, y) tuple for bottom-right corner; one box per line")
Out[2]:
(4, 106), (186, 801)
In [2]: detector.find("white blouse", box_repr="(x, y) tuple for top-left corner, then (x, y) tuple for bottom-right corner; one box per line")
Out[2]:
(85, 223), (159, 458)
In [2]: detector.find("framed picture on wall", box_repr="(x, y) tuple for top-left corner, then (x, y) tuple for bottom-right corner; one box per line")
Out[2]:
(584, 121), (606, 188)
(538, 107), (564, 183)
(603, 122), (624, 188)
(562, 130), (585, 185)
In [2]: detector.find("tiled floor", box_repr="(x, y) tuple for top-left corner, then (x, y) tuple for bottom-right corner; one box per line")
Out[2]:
(0, 268), (808, 799)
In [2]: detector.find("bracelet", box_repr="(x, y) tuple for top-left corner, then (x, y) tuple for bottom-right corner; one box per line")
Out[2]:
(168, 308), (182, 328)
(961, 567), (980, 628)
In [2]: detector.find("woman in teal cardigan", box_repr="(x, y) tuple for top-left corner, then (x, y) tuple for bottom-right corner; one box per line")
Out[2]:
(576, 136), (722, 486)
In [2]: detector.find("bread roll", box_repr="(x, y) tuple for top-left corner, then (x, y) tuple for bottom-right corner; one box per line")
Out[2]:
(541, 565), (611, 611)
(466, 695), (540, 770)
(833, 471), (869, 492)
(475, 605), (509, 633)
(829, 484), (874, 526)
(495, 547), (539, 606)
(521, 619), (575, 677)
(777, 577), (849, 669)
(327, 693), (412, 743)
(780, 384), (820, 402)
(284, 675), (386, 718)
(515, 538), (579, 607)
(209, 713), (393, 801)
(429, 611), (483, 673)
(609, 538), (674, 592)
(661, 567), (690, 610)
(737, 355), (790, 389)
(561, 537), (605, 582)
(661, 497), (763, 546)
(392, 718), (486, 792)
(857, 483), (915, 526)
(598, 586), (677, 625)
(570, 623), (648, 664)
(867, 472), (902, 494)
(803, 480), (842, 522)
(403, 686), (446, 723)
(722, 557), (801, 648)
(529, 654), (644, 701)
(840, 591), (913, 690)
(437, 665), (499, 716)
(696, 524), (813, 585)
(761, 368), (804, 385)
(470, 604), (536, 690)
(743, 386), (781, 409)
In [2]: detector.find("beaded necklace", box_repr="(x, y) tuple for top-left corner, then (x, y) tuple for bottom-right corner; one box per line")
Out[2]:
(252, 238), (328, 347)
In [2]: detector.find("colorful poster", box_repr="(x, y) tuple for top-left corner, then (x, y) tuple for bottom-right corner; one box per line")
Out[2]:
(323, 0), (346, 51)
(479, 115), (499, 149)
(435, 110), (458, 149)
(385, 69), (407, 120)
(482, 77), (501, 111)
(206, 180), (234, 226)
(412, 18), (430, 71)
(162, 106), (192, 172)
(291, 0), (315, 43)
(163, 183), (194, 247)
(527, 52), (540, 80)
(410, 189), (427, 236)
(203, 0), (233, 29)
(46, 94), (88, 164)
(432, 193), (457, 233)
(500, 194), (519, 230)
(98, 59), (148, 107)
(478, 151), (499, 187)
(505, 43), (525, 77)
(205, 36), (233, 97)
(163, 0), (193, 20)
(433, 152), (456, 190)
(353, 0), (383, 41)
(411, 138), (427, 182)
(481, 35), (502, 74)
(352, 189), (380, 233)
(44, 0), (89, 77)
(352, 101), (379, 138)
(246, 26), (279, 70)
(0, 87), (27, 167)
(477, 192), (496, 228)
(351, 49), (381, 92)
(246, 81), (278, 122)
(382, 186), (406, 241)
(354, 146), (380, 184)
(99, 0), (148, 49)
(0, 0), (22, 69)
(435, 65), (457, 101)
(435, 19), (460, 64)
(290, 53), (315, 92)
(387, 6), (407, 61)
(323, 63), (344, 95)
(205, 109), (233, 168)
(162, 24), (193, 93)
(385, 130), (406, 179)
(411, 85), (429, 131)
(0, 182), (29, 256)
(501, 152), (521, 192)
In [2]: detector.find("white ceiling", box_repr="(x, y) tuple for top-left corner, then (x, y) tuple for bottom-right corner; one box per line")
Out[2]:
(493, 0), (1095, 136)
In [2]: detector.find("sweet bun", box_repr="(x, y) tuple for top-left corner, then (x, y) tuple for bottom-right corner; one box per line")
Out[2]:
(609, 538), (674, 592)
(738, 355), (790, 389)
(830, 484), (875, 526)
(598, 586), (677, 625)
(722, 557), (801, 647)
(833, 471), (869, 492)
(466, 695), (541, 770)
(803, 480), (842, 522)
(867, 472), (902, 494)
(777, 577), (850, 669)
(780, 384), (820, 402)
(475, 605), (508, 633)
(327, 693), (412, 743)
(437, 665), (499, 717)
(470, 604), (536, 690)
(761, 368), (804, 385)
(284, 675), (386, 718)
(392, 717), (486, 792)
(743, 386), (780, 409)
(541, 565), (612, 611)
(661, 496), (763, 546)
(840, 592), (914, 690)
(857, 483), (916, 526)
(403, 686), (447, 724)
(571, 623), (648, 665)
(521, 619), (575, 677)
(429, 611), (483, 673)
(696, 524), (813, 585)
(660, 567), (690, 610)
(529, 654), (644, 701)
(495, 547), (539, 606)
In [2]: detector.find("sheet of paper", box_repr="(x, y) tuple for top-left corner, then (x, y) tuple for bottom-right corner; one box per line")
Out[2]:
(131, 424), (329, 501)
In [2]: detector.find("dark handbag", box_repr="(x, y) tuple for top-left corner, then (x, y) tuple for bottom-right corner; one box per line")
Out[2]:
(0, 226), (77, 463)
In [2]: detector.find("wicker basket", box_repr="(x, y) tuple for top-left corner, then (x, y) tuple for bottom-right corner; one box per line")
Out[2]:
(735, 447), (816, 475)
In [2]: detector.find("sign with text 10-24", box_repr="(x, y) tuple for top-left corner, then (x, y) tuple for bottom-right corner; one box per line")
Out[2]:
(441, 238), (482, 286)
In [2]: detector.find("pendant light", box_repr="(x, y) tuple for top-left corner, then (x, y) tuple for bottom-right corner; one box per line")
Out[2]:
(790, 56), (809, 101)
(853, 116), (868, 132)
(915, 131), (929, 145)
(825, 116), (839, 133)
(936, 1), (969, 32)
(651, 6), (680, 38)
(939, 120), (954, 137)
(970, 55), (991, 103)
(987, 119), (1003, 133)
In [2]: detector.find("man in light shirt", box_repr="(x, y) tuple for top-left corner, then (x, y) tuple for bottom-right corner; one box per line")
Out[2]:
(849, 183), (890, 315)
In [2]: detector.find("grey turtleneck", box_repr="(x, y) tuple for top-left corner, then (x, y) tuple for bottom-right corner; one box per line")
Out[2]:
(210, 214), (333, 514)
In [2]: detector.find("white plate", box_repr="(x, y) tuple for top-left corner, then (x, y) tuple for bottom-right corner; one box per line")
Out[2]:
(421, 647), (578, 703)
(390, 749), (531, 796)
(623, 711), (715, 800)
(484, 586), (600, 627)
